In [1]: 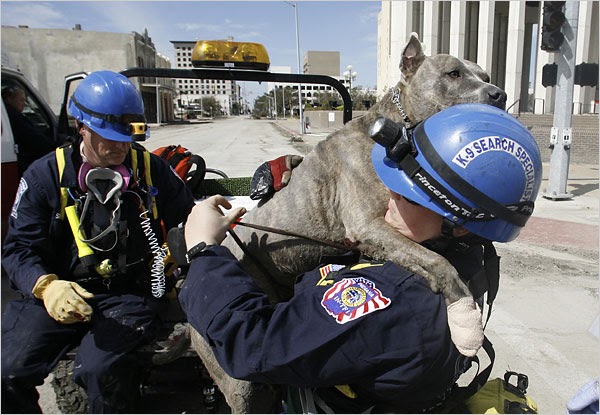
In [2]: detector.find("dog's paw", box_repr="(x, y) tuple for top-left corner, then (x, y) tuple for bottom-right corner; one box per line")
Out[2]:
(447, 297), (484, 357)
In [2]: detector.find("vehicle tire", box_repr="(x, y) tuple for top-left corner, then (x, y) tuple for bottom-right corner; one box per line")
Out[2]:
(51, 360), (89, 414)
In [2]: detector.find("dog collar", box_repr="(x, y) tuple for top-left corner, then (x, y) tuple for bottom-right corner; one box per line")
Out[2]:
(390, 87), (414, 128)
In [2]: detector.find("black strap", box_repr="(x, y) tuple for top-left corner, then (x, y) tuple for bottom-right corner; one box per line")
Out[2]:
(186, 154), (207, 191)
(71, 95), (145, 125)
(439, 336), (496, 413)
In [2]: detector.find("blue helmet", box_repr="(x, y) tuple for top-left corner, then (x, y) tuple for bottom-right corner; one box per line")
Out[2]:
(68, 71), (146, 142)
(371, 103), (542, 242)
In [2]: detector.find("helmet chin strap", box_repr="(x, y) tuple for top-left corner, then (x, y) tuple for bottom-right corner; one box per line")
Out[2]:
(421, 218), (491, 257)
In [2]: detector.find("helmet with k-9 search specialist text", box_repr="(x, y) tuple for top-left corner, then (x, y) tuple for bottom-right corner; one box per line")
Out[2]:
(68, 70), (147, 142)
(370, 103), (542, 243)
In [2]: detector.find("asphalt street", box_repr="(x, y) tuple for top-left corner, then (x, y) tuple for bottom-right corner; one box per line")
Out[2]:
(3, 115), (597, 413)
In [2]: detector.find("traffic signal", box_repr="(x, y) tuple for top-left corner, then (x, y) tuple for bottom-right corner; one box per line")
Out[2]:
(542, 63), (558, 87)
(574, 63), (599, 87)
(541, 1), (566, 52)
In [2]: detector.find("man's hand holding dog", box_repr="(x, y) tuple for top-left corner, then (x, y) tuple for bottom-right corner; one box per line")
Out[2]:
(185, 195), (246, 248)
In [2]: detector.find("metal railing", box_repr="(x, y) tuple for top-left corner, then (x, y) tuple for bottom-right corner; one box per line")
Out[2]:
(534, 98), (545, 114)
(506, 99), (521, 115)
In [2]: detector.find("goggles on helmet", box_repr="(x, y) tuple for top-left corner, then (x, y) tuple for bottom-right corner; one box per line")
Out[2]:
(369, 117), (534, 229)
(71, 95), (148, 141)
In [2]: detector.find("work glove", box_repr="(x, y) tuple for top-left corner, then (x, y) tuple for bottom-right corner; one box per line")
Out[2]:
(32, 274), (94, 324)
(446, 297), (484, 357)
(567, 379), (599, 414)
(250, 155), (303, 200)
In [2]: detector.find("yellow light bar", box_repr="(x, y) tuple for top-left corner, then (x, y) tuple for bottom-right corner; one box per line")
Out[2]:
(192, 40), (270, 71)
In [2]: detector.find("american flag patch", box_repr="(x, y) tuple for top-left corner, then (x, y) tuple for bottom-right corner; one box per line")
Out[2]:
(319, 264), (345, 279)
(321, 277), (391, 324)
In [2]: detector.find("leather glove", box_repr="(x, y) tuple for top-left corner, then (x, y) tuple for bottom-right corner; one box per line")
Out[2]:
(249, 155), (303, 200)
(32, 274), (94, 324)
(446, 297), (484, 357)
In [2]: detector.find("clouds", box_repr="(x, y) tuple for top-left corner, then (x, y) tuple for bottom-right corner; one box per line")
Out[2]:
(1, 1), (380, 89)
(1, 2), (68, 29)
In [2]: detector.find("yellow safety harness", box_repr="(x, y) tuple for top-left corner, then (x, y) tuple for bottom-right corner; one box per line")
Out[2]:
(55, 143), (159, 280)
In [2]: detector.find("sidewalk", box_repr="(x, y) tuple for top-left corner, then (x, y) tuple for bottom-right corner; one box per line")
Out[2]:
(522, 163), (598, 251)
(273, 117), (599, 252)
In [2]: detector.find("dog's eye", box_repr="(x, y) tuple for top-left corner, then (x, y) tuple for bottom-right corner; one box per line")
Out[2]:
(447, 70), (461, 78)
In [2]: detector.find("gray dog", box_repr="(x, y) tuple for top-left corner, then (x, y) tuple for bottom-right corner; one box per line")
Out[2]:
(189, 33), (507, 412)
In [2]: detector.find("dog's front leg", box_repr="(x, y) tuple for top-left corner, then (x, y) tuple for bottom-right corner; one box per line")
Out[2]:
(351, 217), (484, 357)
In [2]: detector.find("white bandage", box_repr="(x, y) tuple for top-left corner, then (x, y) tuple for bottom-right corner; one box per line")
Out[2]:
(447, 297), (484, 357)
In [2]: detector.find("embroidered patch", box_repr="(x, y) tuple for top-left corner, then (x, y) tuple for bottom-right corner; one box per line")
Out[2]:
(321, 277), (391, 324)
(319, 264), (345, 279)
(317, 264), (345, 286)
(10, 178), (28, 219)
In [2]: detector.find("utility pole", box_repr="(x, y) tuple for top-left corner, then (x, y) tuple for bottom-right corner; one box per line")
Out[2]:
(282, 86), (286, 119)
(292, 2), (304, 133)
(273, 86), (278, 121)
(543, 1), (579, 200)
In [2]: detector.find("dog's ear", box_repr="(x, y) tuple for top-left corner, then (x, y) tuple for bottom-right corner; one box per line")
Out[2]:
(400, 33), (426, 77)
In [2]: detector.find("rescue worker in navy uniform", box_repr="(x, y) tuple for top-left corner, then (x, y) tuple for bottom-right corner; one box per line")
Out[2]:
(179, 104), (543, 413)
(1, 71), (195, 413)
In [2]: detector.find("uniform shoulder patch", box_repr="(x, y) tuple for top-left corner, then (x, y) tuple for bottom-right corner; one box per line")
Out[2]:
(321, 277), (391, 324)
(11, 178), (28, 219)
(316, 264), (345, 286)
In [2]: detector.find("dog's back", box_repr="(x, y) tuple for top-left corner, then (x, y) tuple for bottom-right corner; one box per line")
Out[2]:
(222, 35), (506, 302)
(196, 33), (508, 412)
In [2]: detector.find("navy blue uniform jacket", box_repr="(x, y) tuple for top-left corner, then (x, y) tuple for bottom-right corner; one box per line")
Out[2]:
(179, 245), (466, 412)
(2, 142), (195, 296)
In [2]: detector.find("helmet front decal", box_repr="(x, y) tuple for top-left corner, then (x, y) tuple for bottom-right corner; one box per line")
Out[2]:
(451, 135), (537, 202)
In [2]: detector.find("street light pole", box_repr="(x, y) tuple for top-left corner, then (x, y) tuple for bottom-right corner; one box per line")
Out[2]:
(282, 86), (286, 119)
(343, 64), (357, 106)
(286, 1), (304, 134)
(273, 87), (278, 120)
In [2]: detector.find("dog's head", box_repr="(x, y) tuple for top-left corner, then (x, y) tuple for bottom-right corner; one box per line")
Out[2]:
(397, 33), (507, 124)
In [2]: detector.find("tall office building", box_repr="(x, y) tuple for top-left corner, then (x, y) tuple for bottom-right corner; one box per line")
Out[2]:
(303, 51), (340, 77)
(171, 40), (241, 116)
(377, 1), (598, 115)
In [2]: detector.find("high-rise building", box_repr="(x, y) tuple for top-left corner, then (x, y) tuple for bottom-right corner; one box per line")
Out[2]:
(303, 51), (340, 77)
(377, 1), (598, 115)
(171, 40), (241, 116)
(299, 50), (356, 106)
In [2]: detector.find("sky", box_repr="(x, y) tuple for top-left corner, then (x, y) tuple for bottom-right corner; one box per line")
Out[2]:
(1, 1), (381, 101)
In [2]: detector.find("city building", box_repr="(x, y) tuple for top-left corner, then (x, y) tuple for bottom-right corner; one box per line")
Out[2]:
(0, 25), (176, 123)
(171, 40), (241, 116)
(303, 51), (340, 77)
(297, 50), (357, 106)
(377, 1), (598, 115)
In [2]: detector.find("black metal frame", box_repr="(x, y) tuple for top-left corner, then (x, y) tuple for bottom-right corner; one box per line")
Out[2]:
(58, 67), (353, 136)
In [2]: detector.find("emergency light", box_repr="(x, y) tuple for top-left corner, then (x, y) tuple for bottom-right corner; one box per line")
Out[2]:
(192, 40), (270, 71)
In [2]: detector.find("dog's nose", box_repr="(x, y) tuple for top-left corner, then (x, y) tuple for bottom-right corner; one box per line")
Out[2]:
(488, 87), (507, 110)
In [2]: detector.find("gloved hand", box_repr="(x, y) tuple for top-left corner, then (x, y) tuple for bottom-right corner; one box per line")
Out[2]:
(446, 297), (484, 357)
(249, 155), (303, 200)
(567, 379), (599, 414)
(32, 274), (94, 324)
(184, 195), (247, 248)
